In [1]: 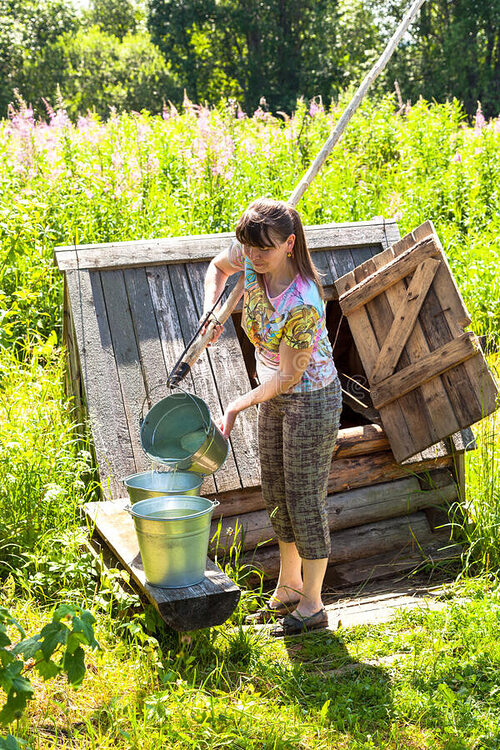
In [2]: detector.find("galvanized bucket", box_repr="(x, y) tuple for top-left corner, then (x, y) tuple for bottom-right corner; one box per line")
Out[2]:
(128, 495), (219, 588)
(140, 389), (228, 474)
(122, 470), (204, 504)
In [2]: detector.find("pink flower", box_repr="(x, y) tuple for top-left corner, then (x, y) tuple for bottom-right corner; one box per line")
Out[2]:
(475, 104), (486, 130)
(309, 98), (324, 117)
(452, 151), (462, 163)
(236, 106), (246, 120)
(474, 147), (483, 155)
(494, 118), (500, 133)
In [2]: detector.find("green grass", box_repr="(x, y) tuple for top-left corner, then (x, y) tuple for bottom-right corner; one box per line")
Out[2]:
(2, 575), (499, 748)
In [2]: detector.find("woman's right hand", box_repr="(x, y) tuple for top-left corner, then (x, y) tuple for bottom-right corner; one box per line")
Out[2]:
(199, 314), (224, 347)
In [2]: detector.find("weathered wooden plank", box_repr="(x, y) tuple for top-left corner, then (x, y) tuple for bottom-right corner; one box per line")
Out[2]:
(187, 262), (261, 489)
(211, 477), (458, 552)
(371, 332), (481, 409)
(351, 244), (381, 266)
(167, 263), (241, 493)
(146, 266), (216, 495)
(325, 539), (461, 588)
(354, 258), (423, 460)
(84, 500), (240, 631)
(249, 512), (435, 576)
(100, 270), (149, 473)
(339, 237), (441, 315)
(54, 220), (401, 271)
(210, 451), (455, 518)
(65, 270), (135, 498)
(370, 258), (441, 384)
(123, 267), (170, 405)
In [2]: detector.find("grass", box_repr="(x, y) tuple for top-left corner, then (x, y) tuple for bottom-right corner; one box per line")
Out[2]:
(2, 575), (499, 748)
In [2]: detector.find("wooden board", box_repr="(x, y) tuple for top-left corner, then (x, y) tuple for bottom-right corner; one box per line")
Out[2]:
(210, 476), (458, 552)
(84, 500), (240, 631)
(66, 270), (135, 498)
(336, 223), (499, 462)
(55, 220), (401, 271)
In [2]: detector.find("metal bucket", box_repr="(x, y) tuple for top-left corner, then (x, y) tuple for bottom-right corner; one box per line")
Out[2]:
(140, 389), (228, 474)
(122, 470), (204, 504)
(128, 495), (219, 588)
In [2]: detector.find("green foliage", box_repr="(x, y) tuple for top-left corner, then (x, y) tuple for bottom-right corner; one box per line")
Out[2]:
(21, 27), (180, 120)
(0, 603), (97, 731)
(86, 0), (140, 41)
(374, 0), (500, 118)
(147, 0), (380, 112)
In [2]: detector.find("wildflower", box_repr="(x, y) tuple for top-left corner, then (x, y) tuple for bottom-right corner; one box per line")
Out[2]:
(309, 97), (324, 117)
(475, 147), (483, 155)
(494, 118), (500, 133)
(236, 105), (246, 120)
(475, 103), (486, 130)
(452, 151), (462, 163)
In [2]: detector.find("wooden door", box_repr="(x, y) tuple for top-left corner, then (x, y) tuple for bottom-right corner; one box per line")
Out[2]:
(335, 221), (499, 463)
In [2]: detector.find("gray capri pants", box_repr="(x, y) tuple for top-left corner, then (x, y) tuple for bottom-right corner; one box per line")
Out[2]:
(257, 378), (343, 559)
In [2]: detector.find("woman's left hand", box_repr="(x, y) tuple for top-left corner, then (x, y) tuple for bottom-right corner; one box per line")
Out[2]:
(219, 402), (240, 438)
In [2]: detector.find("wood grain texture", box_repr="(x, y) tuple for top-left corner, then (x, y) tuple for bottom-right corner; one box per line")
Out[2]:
(147, 266), (216, 495)
(167, 263), (240, 493)
(371, 332), (481, 409)
(66, 270), (135, 498)
(100, 270), (149, 473)
(84, 500), (240, 631)
(211, 477), (457, 552)
(187, 262), (260, 489)
(54, 220), (400, 270)
(339, 237), (441, 315)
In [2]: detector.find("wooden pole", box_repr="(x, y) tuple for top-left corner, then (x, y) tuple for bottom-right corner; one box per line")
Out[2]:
(174, 0), (427, 377)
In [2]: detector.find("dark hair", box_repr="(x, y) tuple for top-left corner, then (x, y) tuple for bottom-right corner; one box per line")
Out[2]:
(235, 198), (324, 298)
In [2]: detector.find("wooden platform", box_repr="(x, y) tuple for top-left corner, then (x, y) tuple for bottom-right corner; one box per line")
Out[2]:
(84, 500), (240, 631)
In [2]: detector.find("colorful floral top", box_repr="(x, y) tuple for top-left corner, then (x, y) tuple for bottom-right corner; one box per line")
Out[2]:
(229, 241), (339, 394)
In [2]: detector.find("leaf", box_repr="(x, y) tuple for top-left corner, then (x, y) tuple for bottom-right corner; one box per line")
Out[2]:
(0, 734), (29, 750)
(0, 676), (34, 725)
(437, 682), (457, 704)
(36, 657), (60, 681)
(53, 604), (76, 622)
(38, 622), (68, 661)
(12, 636), (41, 660)
(62, 646), (86, 687)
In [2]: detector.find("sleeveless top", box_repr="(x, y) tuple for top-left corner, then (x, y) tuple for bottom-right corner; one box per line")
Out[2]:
(228, 241), (339, 395)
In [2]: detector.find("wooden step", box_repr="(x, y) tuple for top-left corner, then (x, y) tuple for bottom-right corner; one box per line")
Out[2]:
(84, 499), (240, 632)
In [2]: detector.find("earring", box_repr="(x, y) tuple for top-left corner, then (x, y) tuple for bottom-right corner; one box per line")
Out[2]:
(287, 251), (292, 258)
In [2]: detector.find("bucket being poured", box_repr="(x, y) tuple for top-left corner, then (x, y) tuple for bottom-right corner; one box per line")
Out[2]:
(128, 495), (219, 588)
(122, 470), (204, 504)
(140, 389), (228, 474)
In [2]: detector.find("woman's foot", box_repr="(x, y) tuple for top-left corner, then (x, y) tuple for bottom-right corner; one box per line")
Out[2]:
(269, 583), (303, 610)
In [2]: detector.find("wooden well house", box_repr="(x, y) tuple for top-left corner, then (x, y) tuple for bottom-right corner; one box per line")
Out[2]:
(55, 217), (499, 631)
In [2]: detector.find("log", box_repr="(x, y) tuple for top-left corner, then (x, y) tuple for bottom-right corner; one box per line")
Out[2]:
(210, 477), (458, 552)
(325, 539), (462, 588)
(245, 511), (435, 577)
(333, 424), (390, 458)
(210, 451), (455, 517)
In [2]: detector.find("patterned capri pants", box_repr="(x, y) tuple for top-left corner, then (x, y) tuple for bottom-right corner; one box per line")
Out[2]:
(257, 378), (343, 560)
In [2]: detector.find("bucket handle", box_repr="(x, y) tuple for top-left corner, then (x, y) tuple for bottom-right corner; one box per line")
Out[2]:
(139, 383), (210, 436)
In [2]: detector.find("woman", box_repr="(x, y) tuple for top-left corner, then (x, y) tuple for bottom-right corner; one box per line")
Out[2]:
(202, 198), (342, 634)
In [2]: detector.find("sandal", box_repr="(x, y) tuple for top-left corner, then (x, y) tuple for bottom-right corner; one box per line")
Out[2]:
(246, 598), (301, 624)
(270, 607), (328, 636)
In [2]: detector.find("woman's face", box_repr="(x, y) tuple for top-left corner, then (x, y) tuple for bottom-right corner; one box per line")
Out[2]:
(243, 233), (295, 275)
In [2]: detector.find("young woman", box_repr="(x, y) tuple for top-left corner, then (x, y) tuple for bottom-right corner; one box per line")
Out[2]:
(202, 198), (342, 634)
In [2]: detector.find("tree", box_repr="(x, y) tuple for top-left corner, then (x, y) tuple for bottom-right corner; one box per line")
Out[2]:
(0, 0), (79, 116)
(22, 27), (180, 119)
(86, 0), (141, 41)
(372, 0), (500, 118)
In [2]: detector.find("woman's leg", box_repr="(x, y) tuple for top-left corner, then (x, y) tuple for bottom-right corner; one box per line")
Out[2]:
(283, 382), (342, 617)
(272, 540), (303, 607)
(258, 398), (303, 606)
